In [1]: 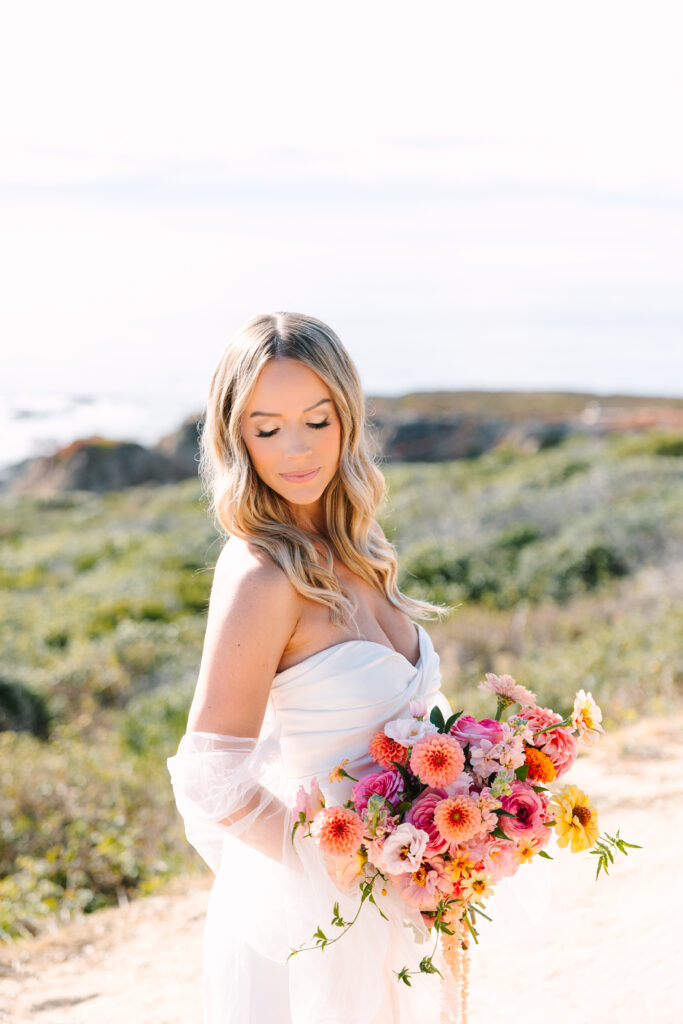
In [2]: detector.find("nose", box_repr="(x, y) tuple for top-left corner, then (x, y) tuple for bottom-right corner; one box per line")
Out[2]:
(284, 432), (313, 461)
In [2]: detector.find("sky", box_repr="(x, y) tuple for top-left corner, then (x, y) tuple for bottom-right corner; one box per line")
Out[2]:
(1, 0), (681, 463)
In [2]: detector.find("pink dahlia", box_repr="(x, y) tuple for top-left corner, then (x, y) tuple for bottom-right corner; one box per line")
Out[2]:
(311, 806), (365, 857)
(404, 787), (450, 856)
(410, 733), (465, 787)
(433, 796), (482, 844)
(368, 731), (409, 770)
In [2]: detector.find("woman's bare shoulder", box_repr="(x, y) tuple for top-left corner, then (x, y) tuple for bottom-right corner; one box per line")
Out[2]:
(212, 536), (298, 602)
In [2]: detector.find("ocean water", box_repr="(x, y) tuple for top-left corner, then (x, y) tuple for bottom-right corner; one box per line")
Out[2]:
(0, 390), (197, 473)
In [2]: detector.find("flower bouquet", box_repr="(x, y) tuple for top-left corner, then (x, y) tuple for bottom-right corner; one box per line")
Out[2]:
(289, 674), (640, 1023)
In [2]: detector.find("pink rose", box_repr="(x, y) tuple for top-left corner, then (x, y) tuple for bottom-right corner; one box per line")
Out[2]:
(404, 787), (450, 856)
(498, 780), (546, 841)
(351, 769), (402, 814)
(451, 715), (506, 748)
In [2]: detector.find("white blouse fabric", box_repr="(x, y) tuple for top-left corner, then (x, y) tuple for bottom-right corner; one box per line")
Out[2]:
(167, 622), (555, 1024)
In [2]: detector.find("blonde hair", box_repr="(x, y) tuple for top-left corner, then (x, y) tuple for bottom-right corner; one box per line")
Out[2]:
(199, 311), (451, 630)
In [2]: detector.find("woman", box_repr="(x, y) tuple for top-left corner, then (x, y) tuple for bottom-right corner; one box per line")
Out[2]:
(167, 311), (462, 1023)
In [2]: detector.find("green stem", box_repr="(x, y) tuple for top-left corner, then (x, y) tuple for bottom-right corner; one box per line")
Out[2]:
(533, 715), (572, 738)
(287, 870), (380, 960)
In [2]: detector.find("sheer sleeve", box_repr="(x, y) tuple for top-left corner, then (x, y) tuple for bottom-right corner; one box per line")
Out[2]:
(166, 713), (298, 876)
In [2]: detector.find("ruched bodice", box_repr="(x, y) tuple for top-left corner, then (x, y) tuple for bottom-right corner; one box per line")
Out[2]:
(267, 621), (453, 802)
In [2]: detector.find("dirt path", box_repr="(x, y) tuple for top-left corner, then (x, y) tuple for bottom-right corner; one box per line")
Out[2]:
(1, 713), (680, 1024)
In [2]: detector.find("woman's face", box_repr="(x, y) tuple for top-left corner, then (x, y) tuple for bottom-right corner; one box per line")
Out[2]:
(240, 357), (342, 518)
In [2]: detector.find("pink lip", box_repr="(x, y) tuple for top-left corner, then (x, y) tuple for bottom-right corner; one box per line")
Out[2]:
(279, 467), (320, 482)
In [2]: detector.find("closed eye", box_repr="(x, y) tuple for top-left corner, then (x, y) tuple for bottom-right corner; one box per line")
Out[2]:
(256, 420), (330, 438)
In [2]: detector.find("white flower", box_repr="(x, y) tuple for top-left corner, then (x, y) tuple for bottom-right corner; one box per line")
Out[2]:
(572, 690), (605, 746)
(380, 823), (428, 874)
(384, 716), (438, 746)
(478, 672), (536, 707)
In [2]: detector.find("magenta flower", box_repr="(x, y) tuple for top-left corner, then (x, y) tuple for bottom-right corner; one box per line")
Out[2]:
(351, 768), (402, 814)
(498, 780), (547, 841)
(450, 715), (505, 748)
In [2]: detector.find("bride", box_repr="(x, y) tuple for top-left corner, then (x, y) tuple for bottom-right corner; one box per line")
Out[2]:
(167, 312), (502, 1022)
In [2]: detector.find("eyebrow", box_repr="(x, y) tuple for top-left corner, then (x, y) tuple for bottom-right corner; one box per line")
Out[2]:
(249, 398), (332, 418)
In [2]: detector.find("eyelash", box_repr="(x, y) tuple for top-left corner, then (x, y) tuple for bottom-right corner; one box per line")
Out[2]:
(256, 420), (331, 438)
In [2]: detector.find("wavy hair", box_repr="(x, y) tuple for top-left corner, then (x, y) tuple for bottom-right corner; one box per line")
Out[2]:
(199, 311), (451, 630)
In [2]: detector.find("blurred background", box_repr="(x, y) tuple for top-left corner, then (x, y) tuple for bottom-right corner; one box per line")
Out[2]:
(0, 2), (681, 1016)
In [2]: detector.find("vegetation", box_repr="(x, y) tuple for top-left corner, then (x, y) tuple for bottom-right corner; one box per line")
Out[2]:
(0, 432), (681, 939)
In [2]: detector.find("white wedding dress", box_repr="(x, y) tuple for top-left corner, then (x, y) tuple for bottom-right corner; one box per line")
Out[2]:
(167, 621), (554, 1024)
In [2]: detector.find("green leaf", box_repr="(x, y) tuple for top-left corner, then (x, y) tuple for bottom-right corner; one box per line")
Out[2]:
(390, 759), (414, 791)
(495, 808), (516, 818)
(444, 711), (463, 732)
(396, 967), (412, 986)
(490, 824), (511, 841)
(537, 850), (554, 860)
(515, 763), (529, 781)
(430, 705), (446, 731)
(419, 956), (442, 977)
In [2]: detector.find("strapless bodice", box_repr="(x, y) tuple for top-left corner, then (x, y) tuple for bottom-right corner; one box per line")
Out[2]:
(264, 621), (453, 800)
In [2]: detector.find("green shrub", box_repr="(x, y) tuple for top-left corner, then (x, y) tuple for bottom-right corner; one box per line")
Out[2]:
(0, 678), (51, 738)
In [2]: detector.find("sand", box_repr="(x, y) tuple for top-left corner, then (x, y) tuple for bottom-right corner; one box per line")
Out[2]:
(1, 712), (680, 1024)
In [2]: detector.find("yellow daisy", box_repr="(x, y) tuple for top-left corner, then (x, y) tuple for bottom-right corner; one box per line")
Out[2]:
(548, 784), (599, 852)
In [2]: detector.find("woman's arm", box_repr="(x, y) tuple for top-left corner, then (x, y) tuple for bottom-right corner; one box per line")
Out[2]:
(167, 540), (301, 867)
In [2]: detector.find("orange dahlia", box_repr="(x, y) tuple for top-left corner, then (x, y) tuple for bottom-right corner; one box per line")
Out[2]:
(409, 734), (465, 787)
(524, 744), (556, 783)
(433, 797), (482, 844)
(369, 731), (409, 770)
(311, 806), (365, 857)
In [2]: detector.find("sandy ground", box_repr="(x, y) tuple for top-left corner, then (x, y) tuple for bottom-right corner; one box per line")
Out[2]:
(1, 712), (680, 1024)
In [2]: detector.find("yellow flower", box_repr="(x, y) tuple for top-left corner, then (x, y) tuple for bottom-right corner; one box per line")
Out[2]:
(548, 784), (599, 852)
(572, 690), (605, 747)
(515, 837), (543, 864)
(328, 758), (350, 784)
(443, 851), (476, 880)
(460, 870), (494, 905)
